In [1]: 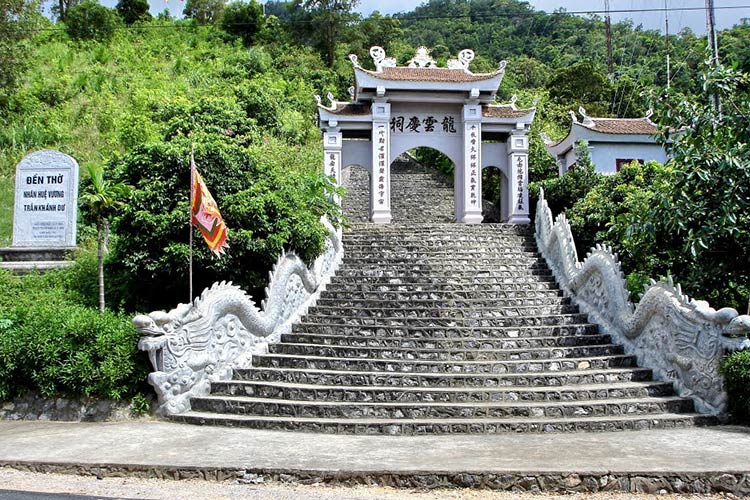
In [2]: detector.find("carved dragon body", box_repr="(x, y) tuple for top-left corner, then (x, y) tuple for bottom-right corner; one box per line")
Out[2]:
(535, 188), (750, 415)
(133, 218), (343, 415)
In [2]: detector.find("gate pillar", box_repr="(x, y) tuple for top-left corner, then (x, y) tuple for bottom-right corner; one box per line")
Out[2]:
(457, 104), (483, 224)
(370, 101), (392, 223)
(507, 131), (531, 224)
(323, 129), (343, 205)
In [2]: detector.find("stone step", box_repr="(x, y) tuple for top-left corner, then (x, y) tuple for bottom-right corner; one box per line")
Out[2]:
(319, 289), (565, 301)
(328, 277), (560, 288)
(314, 296), (571, 309)
(305, 304), (579, 319)
(191, 394), (694, 420)
(291, 323), (599, 338)
(281, 332), (611, 350)
(269, 343), (623, 361)
(341, 252), (544, 260)
(251, 353), (637, 373)
(298, 313), (589, 328)
(324, 281), (561, 292)
(0, 260), (74, 273)
(171, 411), (715, 434)
(339, 260), (550, 271)
(334, 269), (556, 280)
(342, 237), (536, 246)
(233, 366), (654, 387)
(347, 223), (532, 232)
(211, 380), (675, 403)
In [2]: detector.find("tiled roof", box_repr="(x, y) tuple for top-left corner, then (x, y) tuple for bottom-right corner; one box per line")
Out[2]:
(327, 103), (371, 116)
(363, 67), (502, 83)
(482, 105), (534, 119)
(581, 117), (658, 134)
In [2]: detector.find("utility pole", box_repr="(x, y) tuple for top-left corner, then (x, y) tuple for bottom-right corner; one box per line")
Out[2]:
(665, 0), (670, 89)
(706, 0), (721, 111)
(605, 0), (613, 82)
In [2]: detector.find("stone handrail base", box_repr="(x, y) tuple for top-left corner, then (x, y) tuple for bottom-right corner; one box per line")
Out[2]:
(133, 217), (343, 415)
(534, 188), (750, 415)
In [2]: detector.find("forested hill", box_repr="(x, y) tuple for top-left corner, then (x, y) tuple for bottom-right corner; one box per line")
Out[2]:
(0, 0), (748, 309)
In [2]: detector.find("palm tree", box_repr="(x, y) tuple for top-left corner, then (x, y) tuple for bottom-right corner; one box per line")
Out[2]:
(80, 163), (131, 313)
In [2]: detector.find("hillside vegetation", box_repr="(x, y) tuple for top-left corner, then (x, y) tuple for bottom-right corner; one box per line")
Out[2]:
(1, 0), (748, 309)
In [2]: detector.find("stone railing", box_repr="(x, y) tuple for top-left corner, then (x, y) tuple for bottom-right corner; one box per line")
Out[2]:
(133, 217), (343, 415)
(534, 188), (750, 415)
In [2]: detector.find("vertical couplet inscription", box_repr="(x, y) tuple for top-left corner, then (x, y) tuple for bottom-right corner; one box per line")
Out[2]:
(516, 155), (526, 211)
(468, 124), (479, 207)
(376, 124), (387, 207)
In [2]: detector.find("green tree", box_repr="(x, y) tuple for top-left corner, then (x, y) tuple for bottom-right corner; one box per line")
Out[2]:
(0, 0), (40, 104)
(299, 0), (359, 68)
(80, 163), (131, 313)
(637, 63), (750, 309)
(530, 140), (602, 217)
(115, 0), (150, 25)
(65, 0), (119, 42)
(546, 59), (612, 117)
(348, 11), (402, 57)
(221, 0), (264, 46)
(52, 0), (80, 21)
(183, 0), (226, 24)
(566, 160), (673, 293)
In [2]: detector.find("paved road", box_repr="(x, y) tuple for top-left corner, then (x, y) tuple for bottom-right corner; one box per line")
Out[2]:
(0, 491), (141, 500)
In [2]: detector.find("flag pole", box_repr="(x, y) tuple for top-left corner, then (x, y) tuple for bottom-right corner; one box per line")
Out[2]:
(189, 144), (195, 302)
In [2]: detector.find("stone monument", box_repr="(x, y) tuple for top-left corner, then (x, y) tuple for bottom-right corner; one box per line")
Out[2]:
(1, 150), (79, 272)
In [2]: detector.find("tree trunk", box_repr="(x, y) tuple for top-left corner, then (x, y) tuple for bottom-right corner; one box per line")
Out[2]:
(97, 219), (105, 314)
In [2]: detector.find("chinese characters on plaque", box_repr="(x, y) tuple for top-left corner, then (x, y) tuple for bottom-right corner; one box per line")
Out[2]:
(516, 155), (525, 210)
(468, 124), (479, 207)
(390, 115), (458, 134)
(376, 125), (387, 206)
(327, 152), (339, 179)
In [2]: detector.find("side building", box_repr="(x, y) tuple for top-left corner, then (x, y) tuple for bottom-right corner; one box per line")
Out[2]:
(542, 108), (668, 176)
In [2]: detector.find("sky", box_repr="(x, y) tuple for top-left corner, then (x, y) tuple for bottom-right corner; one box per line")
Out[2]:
(95, 0), (750, 34)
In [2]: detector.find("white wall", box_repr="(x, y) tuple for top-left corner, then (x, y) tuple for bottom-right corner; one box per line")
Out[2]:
(480, 142), (509, 177)
(342, 140), (373, 173)
(589, 142), (668, 175)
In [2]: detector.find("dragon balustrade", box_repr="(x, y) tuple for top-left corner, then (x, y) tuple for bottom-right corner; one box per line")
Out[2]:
(133, 217), (343, 415)
(535, 188), (750, 415)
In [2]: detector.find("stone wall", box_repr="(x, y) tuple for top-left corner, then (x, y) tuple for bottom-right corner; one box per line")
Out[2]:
(1, 393), (151, 422)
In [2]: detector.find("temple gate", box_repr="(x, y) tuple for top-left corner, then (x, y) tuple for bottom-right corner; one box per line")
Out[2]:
(317, 46), (536, 224)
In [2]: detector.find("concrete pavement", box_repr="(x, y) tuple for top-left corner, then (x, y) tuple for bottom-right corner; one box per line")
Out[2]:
(0, 420), (749, 494)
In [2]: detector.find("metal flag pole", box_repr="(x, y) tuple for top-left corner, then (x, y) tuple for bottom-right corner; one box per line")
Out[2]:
(189, 144), (195, 302)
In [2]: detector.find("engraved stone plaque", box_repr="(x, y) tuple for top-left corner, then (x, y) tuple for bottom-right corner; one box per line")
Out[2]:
(12, 150), (79, 247)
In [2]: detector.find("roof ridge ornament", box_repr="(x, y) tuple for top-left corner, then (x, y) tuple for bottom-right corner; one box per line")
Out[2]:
(578, 106), (594, 126)
(447, 49), (475, 71)
(314, 94), (335, 111)
(407, 47), (437, 68)
(369, 46), (396, 72)
(348, 53), (361, 68)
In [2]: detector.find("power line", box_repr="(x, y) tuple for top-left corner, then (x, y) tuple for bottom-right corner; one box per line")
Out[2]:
(3, 4), (750, 33)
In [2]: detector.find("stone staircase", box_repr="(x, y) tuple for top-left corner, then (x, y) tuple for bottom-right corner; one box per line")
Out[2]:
(173, 155), (712, 434)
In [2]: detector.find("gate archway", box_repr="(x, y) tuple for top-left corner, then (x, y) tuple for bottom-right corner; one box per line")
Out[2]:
(318, 46), (535, 224)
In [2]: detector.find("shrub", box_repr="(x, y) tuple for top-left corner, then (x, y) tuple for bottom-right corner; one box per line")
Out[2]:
(107, 135), (340, 312)
(720, 350), (750, 424)
(0, 269), (150, 401)
(66, 0), (120, 42)
(529, 140), (602, 217)
(565, 160), (673, 295)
